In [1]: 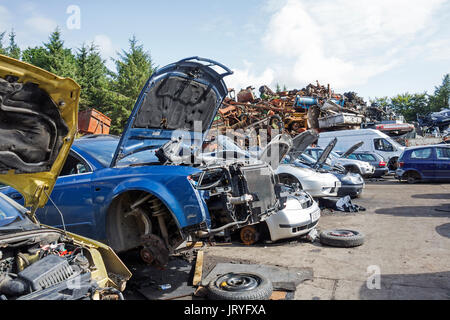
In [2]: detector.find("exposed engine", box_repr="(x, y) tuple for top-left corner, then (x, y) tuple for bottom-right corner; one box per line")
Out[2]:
(0, 235), (102, 300)
(189, 162), (284, 233)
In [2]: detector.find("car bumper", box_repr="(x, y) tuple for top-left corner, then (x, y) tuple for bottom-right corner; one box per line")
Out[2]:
(337, 183), (365, 198)
(372, 168), (389, 177)
(305, 180), (341, 198)
(395, 169), (405, 179)
(265, 198), (321, 242)
(360, 166), (376, 177)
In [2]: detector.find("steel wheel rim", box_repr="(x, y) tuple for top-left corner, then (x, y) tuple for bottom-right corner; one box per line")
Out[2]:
(215, 273), (260, 292)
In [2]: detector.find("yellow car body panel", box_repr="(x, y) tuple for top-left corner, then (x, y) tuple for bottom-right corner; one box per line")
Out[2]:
(0, 55), (132, 296)
(0, 54), (79, 214)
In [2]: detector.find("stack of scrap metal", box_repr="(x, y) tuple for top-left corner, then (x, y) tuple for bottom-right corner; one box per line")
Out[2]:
(213, 82), (419, 140)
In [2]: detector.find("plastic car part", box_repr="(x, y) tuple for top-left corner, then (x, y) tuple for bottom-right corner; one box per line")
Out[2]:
(0, 76), (69, 174)
(319, 229), (365, 248)
(206, 272), (273, 300)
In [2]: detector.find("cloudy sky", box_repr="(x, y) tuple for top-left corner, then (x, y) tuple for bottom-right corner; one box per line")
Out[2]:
(1, 0), (449, 100)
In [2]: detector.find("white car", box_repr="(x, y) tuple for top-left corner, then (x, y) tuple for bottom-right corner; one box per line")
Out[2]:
(264, 192), (321, 242)
(276, 164), (341, 198)
(275, 131), (342, 198)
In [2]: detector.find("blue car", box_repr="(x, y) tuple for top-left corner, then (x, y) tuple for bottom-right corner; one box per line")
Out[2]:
(395, 145), (450, 183)
(1, 57), (284, 267)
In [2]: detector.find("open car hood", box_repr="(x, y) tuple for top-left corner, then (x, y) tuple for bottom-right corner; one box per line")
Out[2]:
(314, 137), (337, 169)
(288, 130), (319, 162)
(258, 134), (293, 170)
(111, 57), (232, 167)
(341, 141), (364, 158)
(0, 54), (79, 216)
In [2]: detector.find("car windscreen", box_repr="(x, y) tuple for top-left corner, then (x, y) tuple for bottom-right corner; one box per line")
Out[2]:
(0, 195), (24, 227)
(358, 154), (377, 161)
(76, 140), (119, 167)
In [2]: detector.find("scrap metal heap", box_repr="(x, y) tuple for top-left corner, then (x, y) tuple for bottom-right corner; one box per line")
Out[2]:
(212, 82), (408, 142)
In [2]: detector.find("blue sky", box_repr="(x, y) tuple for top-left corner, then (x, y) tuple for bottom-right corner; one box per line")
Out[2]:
(1, 0), (449, 101)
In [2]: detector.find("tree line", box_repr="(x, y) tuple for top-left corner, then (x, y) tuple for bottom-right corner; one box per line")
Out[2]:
(370, 75), (449, 123)
(0, 28), (154, 134)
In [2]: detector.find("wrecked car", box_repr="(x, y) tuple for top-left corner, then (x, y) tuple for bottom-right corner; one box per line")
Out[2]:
(294, 153), (365, 199)
(345, 151), (389, 178)
(276, 131), (342, 198)
(305, 141), (375, 178)
(0, 54), (131, 300)
(2, 57), (285, 268)
(198, 133), (321, 244)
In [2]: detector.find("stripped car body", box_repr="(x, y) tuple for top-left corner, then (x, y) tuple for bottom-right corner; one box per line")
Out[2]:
(0, 54), (131, 300)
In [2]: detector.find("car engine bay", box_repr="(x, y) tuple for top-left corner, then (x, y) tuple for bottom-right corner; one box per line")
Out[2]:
(0, 231), (120, 300)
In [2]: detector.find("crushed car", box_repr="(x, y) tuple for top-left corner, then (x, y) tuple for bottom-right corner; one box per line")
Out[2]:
(0, 54), (131, 300)
(2, 57), (287, 268)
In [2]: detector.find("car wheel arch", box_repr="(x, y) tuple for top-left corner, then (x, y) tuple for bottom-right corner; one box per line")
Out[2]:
(105, 188), (184, 253)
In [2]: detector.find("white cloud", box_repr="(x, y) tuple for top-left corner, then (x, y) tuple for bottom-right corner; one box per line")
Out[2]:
(94, 34), (114, 57)
(0, 6), (12, 31)
(260, 0), (447, 89)
(93, 34), (116, 70)
(226, 60), (275, 92)
(25, 16), (58, 35)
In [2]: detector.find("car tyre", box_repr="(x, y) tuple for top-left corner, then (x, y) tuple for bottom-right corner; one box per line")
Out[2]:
(405, 172), (420, 184)
(320, 229), (365, 248)
(206, 273), (273, 300)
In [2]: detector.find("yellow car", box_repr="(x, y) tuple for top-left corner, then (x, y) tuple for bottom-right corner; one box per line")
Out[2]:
(0, 54), (131, 300)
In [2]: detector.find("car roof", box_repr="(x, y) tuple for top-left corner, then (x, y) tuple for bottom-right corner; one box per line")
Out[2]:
(406, 144), (449, 151)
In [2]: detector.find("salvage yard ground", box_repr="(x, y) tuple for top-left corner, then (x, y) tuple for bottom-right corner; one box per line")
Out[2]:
(202, 176), (450, 300)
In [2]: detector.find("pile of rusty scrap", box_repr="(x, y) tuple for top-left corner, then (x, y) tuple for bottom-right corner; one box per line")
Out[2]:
(212, 81), (382, 138)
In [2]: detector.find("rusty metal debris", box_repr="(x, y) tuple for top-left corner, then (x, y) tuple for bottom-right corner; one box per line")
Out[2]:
(212, 82), (429, 146)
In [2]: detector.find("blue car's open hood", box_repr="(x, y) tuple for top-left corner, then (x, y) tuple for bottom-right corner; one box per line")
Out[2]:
(111, 57), (232, 167)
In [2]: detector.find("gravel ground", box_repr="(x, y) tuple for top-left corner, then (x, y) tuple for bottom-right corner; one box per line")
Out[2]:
(202, 176), (450, 300)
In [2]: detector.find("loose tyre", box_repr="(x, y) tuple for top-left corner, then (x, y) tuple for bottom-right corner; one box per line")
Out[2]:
(206, 273), (273, 300)
(320, 229), (365, 248)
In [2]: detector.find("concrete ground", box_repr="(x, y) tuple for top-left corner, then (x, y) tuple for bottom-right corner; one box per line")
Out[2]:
(202, 176), (450, 300)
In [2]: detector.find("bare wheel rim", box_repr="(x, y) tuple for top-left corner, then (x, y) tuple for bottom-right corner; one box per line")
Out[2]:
(215, 273), (261, 292)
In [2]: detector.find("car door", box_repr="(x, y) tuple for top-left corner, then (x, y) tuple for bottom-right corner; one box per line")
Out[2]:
(435, 147), (450, 179)
(36, 151), (96, 238)
(373, 138), (395, 160)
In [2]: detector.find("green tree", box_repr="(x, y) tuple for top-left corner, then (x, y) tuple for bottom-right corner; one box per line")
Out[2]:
(429, 74), (450, 112)
(22, 28), (77, 78)
(75, 43), (110, 111)
(370, 96), (390, 108)
(6, 30), (21, 59)
(107, 36), (155, 134)
(275, 83), (281, 93)
(0, 32), (6, 55)
(390, 92), (430, 122)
